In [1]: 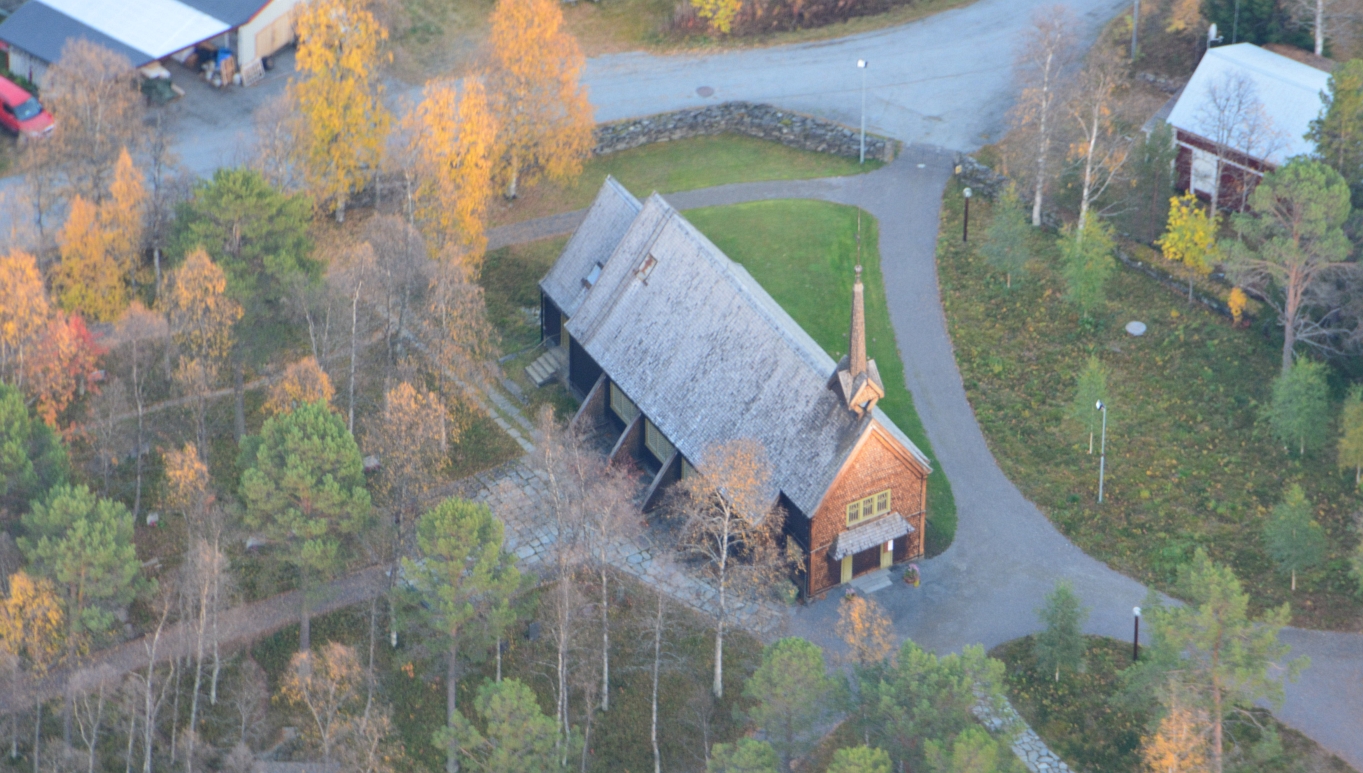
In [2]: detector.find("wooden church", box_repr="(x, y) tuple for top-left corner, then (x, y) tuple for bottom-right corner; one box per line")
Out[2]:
(537, 177), (932, 597)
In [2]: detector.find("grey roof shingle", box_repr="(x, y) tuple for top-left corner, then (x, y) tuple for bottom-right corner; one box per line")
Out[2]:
(540, 177), (643, 319)
(558, 189), (930, 518)
(833, 513), (912, 560)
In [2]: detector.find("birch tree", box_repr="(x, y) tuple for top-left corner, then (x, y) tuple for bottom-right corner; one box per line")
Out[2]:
(290, 0), (392, 221)
(1012, 6), (1077, 227)
(669, 437), (788, 698)
(403, 78), (499, 260)
(1067, 51), (1131, 231)
(40, 40), (142, 203)
(486, 0), (594, 199)
(1192, 72), (1282, 215)
(113, 303), (168, 514)
(0, 250), (50, 386)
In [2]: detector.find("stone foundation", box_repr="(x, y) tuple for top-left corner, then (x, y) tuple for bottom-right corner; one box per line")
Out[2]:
(593, 101), (897, 163)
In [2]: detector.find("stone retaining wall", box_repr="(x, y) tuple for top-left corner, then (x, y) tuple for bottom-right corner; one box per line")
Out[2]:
(593, 102), (896, 163)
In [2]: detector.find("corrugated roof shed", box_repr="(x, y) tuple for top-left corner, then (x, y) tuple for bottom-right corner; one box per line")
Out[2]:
(1167, 43), (1330, 165)
(558, 189), (930, 518)
(0, 1), (146, 65)
(0, 0), (274, 66)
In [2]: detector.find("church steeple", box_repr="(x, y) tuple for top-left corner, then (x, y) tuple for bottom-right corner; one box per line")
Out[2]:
(832, 265), (885, 417)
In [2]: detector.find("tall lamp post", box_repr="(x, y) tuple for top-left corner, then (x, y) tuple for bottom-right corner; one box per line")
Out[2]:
(1130, 0), (1140, 60)
(1132, 606), (1142, 661)
(1095, 400), (1108, 503)
(962, 187), (972, 242)
(857, 59), (868, 164)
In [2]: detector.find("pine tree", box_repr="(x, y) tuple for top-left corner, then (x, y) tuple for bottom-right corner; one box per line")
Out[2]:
(403, 498), (520, 773)
(743, 637), (841, 769)
(1264, 484), (1327, 591)
(1307, 59), (1363, 207)
(447, 679), (559, 773)
(239, 401), (371, 652)
(18, 484), (143, 659)
(827, 746), (893, 773)
(0, 382), (69, 513)
(1136, 550), (1303, 773)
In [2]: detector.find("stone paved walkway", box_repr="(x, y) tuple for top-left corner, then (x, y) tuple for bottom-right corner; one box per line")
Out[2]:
(453, 459), (785, 636)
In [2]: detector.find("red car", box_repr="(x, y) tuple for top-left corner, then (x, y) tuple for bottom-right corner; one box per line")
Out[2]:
(0, 75), (52, 138)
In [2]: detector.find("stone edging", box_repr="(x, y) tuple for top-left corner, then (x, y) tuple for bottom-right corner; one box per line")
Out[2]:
(975, 697), (1075, 773)
(593, 101), (897, 163)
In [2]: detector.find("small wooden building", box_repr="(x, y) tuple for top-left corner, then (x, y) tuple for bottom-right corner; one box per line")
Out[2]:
(1164, 43), (1329, 211)
(540, 179), (932, 597)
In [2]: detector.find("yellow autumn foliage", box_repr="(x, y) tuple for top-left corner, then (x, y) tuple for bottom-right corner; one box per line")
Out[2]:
(163, 442), (211, 517)
(53, 195), (125, 322)
(0, 570), (65, 677)
(1165, 0), (1202, 33)
(836, 593), (896, 668)
(1142, 695), (1210, 773)
(487, 0), (593, 199)
(101, 147), (147, 285)
(692, 0), (743, 33)
(404, 77), (499, 265)
(1227, 287), (1247, 326)
(1157, 193), (1219, 277)
(291, 0), (392, 218)
(161, 248), (242, 365)
(265, 356), (336, 416)
(0, 249), (50, 362)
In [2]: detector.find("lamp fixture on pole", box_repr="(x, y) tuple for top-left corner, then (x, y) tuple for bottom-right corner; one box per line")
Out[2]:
(1096, 400), (1108, 503)
(962, 187), (972, 243)
(857, 59), (868, 164)
(1132, 606), (1141, 661)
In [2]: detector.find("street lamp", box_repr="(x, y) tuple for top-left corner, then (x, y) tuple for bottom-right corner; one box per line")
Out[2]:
(1095, 400), (1108, 503)
(857, 59), (868, 164)
(1132, 606), (1142, 661)
(962, 187), (972, 243)
(1130, 0), (1140, 60)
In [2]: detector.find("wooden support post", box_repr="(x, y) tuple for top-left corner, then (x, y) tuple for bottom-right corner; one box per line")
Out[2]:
(569, 373), (608, 434)
(642, 450), (680, 512)
(608, 414), (644, 467)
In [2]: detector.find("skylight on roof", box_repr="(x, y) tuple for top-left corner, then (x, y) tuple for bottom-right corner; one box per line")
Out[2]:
(583, 262), (603, 288)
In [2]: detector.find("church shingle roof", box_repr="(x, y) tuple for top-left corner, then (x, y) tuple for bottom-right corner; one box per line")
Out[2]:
(541, 179), (930, 518)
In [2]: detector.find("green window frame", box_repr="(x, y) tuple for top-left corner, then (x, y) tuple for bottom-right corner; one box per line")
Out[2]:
(609, 382), (638, 424)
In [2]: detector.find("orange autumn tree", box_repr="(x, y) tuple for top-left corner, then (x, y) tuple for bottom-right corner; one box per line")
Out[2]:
(101, 147), (148, 289)
(404, 77), (499, 261)
(836, 593), (896, 668)
(52, 196), (125, 322)
(0, 570), (65, 681)
(22, 313), (104, 429)
(486, 0), (593, 199)
(0, 249), (51, 384)
(1142, 686), (1210, 773)
(264, 357), (336, 416)
(291, 0), (392, 221)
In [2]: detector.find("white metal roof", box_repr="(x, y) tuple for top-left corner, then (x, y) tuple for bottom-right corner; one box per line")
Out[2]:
(37, 0), (230, 61)
(1166, 43), (1330, 165)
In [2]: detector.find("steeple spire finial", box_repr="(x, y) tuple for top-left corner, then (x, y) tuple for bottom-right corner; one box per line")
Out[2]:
(830, 264), (884, 417)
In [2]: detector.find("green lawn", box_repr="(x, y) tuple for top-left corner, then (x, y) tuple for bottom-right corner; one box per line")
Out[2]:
(687, 200), (957, 555)
(490, 134), (882, 227)
(992, 636), (1354, 773)
(937, 185), (1361, 629)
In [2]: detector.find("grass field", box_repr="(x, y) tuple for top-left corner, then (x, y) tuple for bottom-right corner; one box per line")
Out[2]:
(686, 200), (957, 555)
(489, 134), (882, 227)
(992, 635), (1354, 773)
(937, 184), (1362, 629)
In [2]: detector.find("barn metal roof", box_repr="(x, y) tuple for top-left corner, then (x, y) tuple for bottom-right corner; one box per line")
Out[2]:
(552, 185), (930, 518)
(0, 0), (276, 66)
(1166, 43), (1330, 165)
